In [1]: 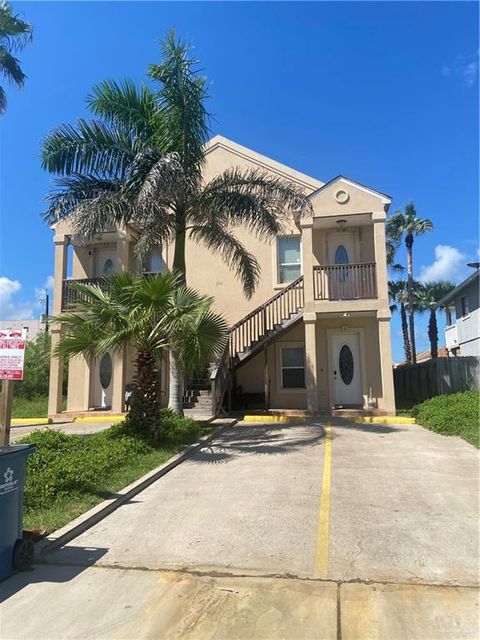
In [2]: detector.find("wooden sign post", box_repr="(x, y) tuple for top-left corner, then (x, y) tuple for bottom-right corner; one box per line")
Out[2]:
(0, 328), (27, 447)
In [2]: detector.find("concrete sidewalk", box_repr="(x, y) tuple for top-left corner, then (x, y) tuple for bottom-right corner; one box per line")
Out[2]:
(1, 420), (478, 639)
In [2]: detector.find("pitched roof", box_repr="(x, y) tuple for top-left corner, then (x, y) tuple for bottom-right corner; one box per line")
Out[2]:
(307, 175), (392, 204)
(434, 269), (480, 309)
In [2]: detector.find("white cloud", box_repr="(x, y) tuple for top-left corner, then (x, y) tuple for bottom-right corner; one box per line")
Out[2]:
(419, 245), (468, 283)
(0, 275), (53, 321)
(441, 53), (478, 87)
(0, 277), (35, 320)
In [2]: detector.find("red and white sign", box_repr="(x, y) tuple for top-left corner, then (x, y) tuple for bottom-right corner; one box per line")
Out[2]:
(0, 328), (27, 380)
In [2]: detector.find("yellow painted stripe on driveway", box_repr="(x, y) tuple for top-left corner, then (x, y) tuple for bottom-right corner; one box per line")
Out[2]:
(315, 424), (332, 577)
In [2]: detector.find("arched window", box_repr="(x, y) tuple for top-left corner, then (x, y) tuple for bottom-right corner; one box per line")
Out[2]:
(334, 245), (349, 265)
(103, 258), (114, 275)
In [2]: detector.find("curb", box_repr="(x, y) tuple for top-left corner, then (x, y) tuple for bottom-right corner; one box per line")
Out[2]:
(352, 416), (416, 425)
(73, 415), (125, 423)
(11, 418), (52, 426)
(35, 419), (236, 558)
(242, 415), (306, 423)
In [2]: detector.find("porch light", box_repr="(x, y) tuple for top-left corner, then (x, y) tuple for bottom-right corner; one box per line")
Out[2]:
(336, 219), (347, 232)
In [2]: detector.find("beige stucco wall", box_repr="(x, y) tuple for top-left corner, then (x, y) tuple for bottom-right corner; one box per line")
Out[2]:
(236, 315), (389, 412)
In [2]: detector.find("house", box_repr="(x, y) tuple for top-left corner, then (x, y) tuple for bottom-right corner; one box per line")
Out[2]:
(47, 135), (396, 417)
(436, 265), (480, 358)
(0, 319), (46, 342)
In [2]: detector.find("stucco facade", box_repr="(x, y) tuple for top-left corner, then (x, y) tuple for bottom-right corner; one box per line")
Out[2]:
(438, 269), (480, 358)
(48, 135), (396, 416)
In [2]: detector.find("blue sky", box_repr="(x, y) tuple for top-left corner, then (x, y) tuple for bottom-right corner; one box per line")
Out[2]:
(0, 1), (478, 362)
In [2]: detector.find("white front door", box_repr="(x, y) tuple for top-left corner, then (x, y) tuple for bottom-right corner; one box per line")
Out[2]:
(330, 333), (363, 407)
(90, 353), (113, 409)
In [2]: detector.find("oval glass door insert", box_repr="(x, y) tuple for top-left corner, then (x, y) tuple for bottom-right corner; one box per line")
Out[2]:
(334, 245), (349, 265)
(99, 353), (112, 389)
(339, 344), (354, 385)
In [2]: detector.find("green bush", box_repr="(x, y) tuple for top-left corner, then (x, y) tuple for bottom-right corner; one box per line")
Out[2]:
(19, 413), (208, 514)
(412, 390), (479, 447)
(15, 333), (68, 399)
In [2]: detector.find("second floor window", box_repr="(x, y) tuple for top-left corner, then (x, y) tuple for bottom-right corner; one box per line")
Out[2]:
(461, 296), (469, 317)
(277, 236), (301, 284)
(142, 249), (164, 275)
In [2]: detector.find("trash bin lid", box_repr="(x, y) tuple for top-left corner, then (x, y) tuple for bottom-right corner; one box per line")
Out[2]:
(0, 444), (35, 457)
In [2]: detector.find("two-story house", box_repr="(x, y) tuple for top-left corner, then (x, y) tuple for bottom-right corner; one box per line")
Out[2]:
(437, 265), (480, 358)
(47, 136), (396, 417)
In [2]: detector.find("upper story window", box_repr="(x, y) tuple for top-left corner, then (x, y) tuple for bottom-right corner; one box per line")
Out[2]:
(277, 236), (301, 284)
(142, 249), (164, 275)
(460, 296), (469, 317)
(102, 259), (114, 275)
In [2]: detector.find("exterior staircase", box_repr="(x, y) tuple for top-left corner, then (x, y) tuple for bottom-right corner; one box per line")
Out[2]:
(184, 276), (305, 417)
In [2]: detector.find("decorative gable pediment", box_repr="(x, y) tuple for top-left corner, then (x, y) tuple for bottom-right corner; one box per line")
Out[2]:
(308, 176), (391, 218)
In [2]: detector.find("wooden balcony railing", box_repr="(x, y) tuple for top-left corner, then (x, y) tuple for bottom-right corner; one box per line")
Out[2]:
(62, 278), (111, 311)
(313, 263), (377, 300)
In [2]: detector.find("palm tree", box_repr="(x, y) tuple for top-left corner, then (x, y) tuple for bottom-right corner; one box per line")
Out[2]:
(416, 281), (455, 358)
(41, 30), (311, 412)
(52, 272), (228, 438)
(386, 203), (433, 364)
(388, 280), (411, 364)
(0, 1), (32, 114)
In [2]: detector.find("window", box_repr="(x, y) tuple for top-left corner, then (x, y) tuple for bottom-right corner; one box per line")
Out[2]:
(102, 258), (114, 275)
(142, 248), (164, 274)
(277, 237), (301, 284)
(461, 296), (469, 317)
(281, 346), (305, 389)
(99, 353), (112, 389)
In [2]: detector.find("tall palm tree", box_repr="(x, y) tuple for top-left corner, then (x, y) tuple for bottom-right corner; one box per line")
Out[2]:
(0, 1), (32, 114)
(41, 30), (311, 412)
(388, 280), (411, 364)
(52, 272), (228, 438)
(416, 281), (455, 358)
(386, 203), (433, 364)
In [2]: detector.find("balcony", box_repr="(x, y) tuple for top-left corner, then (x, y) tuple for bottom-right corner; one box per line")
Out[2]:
(313, 263), (377, 300)
(62, 278), (111, 311)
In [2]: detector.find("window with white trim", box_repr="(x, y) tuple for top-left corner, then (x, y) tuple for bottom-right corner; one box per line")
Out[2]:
(281, 346), (306, 389)
(277, 236), (301, 284)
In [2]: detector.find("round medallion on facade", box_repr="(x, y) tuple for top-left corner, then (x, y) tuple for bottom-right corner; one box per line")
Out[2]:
(335, 189), (349, 204)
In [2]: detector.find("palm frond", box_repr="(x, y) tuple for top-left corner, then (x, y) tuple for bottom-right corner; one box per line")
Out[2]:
(0, 45), (25, 86)
(0, 2), (32, 51)
(86, 78), (159, 139)
(41, 119), (138, 177)
(0, 85), (6, 114)
(195, 168), (312, 239)
(148, 28), (210, 178)
(190, 222), (260, 297)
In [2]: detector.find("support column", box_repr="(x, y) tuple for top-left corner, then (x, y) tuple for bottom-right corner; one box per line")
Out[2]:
(378, 315), (396, 414)
(372, 212), (389, 307)
(300, 222), (315, 313)
(48, 238), (68, 417)
(111, 229), (130, 413)
(305, 318), (319, 414)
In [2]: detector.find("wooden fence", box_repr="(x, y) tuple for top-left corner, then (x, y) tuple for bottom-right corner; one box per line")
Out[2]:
(394, 356), (480, 405)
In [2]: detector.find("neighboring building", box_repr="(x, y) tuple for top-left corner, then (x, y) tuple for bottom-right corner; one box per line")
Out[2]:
(47, 135), (396, 416)
(0, 318), (46, 342)
(416, 347), (449, 363)
(436, 266), (480, 358)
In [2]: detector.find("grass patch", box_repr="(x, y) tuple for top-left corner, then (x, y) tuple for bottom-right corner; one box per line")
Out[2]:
(19, 411), (211, 533)
(12, 396), (66, 418)
(411, 390), (479, 448)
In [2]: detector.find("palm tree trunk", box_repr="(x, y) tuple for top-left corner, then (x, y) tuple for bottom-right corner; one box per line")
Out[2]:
(400, 303), (412, 364)
(428, 309), (438, 358)
(168, 348), (184, 415)
(128, 350), (162, 439)
(169, 204), (187, 414)
(406, 238), (417, 364)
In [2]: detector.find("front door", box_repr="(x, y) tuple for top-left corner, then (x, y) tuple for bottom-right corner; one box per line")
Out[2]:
(327, 233), (356, 299)
(330, 333), (363, 407)
(90, 352), (113, 409)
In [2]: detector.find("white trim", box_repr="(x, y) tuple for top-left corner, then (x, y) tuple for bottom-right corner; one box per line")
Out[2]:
(276, 342), (307, 394)
(309, 176), (392, 205)
(273, 234), (302, 288)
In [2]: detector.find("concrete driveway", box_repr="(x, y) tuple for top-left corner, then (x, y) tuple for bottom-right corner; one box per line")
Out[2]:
(1, 420), (478, 639)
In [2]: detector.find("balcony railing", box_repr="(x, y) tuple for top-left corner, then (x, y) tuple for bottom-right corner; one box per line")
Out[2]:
(313, 263), (377, 300)
(62, 278), (111, 311)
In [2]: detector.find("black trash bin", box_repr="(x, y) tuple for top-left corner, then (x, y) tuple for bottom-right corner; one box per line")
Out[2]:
(0, 444), (35, 580)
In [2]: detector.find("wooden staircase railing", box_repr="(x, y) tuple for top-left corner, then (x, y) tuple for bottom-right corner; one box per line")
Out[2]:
(229, 276), (304, 361)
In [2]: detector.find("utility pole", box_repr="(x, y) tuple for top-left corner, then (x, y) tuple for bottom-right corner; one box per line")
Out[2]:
(45, 289), (49, 333)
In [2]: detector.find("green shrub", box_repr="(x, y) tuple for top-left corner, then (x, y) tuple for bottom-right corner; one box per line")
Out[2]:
(412, 390), (479, 447)
(19, 413), (208, 514)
